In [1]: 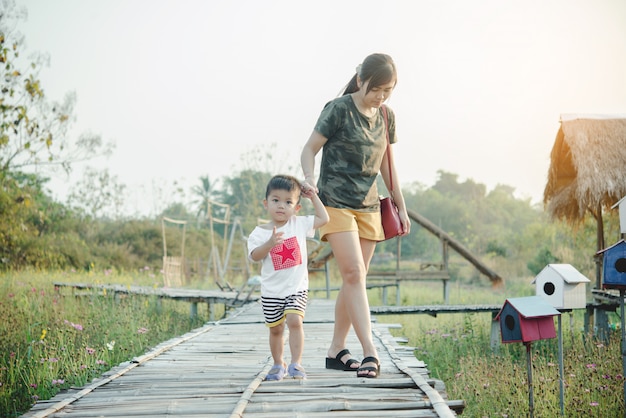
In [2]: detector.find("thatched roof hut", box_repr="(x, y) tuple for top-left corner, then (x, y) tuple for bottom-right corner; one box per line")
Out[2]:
(544, 114), (626, 286)
(544, 114), (626, 226)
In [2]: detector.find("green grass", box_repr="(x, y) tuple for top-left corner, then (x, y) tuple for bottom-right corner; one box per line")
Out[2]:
(3, 269), (624, 417)
(0, 269), (208, 417)
(366, 277), (625, 417)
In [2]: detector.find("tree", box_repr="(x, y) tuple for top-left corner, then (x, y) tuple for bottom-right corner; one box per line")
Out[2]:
(66, 167), (127, 220)
(0, 1), (113, 180)
(191, 175), (217, 222)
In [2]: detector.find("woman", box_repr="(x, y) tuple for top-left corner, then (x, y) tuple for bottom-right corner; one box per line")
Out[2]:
(300, 53), (410, 378)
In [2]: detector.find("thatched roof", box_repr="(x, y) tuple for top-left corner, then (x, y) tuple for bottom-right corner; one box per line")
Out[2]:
(544, 114), (626, 222)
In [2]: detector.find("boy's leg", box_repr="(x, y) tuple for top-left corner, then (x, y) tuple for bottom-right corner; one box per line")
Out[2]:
(285, 313), (304, 365)
(268, 322), (285, 366)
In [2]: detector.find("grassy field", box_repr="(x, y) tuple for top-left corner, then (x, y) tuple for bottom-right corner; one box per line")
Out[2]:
(0, 269), (208, 417)
(363, 276), (625, 417)
(2, 269), (624, 417)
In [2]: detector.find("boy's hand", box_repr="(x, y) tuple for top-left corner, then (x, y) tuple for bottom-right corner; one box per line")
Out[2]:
(301, 178), (318, 195)
(268, 226), (284, 247)
(300, 184), (317, 200)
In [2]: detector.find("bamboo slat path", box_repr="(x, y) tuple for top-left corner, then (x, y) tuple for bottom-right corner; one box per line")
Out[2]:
(23, 298), (465, 417)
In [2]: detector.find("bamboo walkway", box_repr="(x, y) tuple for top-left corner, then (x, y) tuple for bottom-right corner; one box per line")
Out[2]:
(23, 299), (465, 417)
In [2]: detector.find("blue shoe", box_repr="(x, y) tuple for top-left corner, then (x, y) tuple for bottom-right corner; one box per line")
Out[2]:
(287, 363), (307, 379)
(265, 364), (286, 381)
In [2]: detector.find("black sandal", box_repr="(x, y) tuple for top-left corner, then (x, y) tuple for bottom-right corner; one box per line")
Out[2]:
(325, 349), (360, 371)
(357, 356), (380, 378)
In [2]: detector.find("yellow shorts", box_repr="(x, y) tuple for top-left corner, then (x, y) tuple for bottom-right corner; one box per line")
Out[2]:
(319, 206), (384, 242)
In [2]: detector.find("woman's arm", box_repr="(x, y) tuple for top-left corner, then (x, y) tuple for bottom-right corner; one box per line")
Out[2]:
(300, 130), (327, 192)
(379, 145), (411, 236)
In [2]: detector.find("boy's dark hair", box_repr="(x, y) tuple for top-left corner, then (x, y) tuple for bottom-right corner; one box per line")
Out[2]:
(265, 174), (302, 202)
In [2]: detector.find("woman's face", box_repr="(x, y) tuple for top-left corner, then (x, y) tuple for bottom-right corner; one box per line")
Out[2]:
(361, 79), (395, 109)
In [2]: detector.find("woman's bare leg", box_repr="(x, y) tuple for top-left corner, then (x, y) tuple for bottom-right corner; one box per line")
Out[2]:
(326, 231), (378, 373)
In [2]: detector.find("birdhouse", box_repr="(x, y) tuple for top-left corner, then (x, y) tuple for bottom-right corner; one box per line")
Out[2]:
(531, 264), (590, 309)
(495, 296), (560, 343)
(612, 196), (626, 234)
(598, 239), (626, 289)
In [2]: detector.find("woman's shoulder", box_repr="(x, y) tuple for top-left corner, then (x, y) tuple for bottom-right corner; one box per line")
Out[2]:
(323, 94), (354, 111)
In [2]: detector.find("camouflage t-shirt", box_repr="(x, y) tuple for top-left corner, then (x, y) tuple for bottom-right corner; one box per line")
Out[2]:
(314, 94), (397, 211)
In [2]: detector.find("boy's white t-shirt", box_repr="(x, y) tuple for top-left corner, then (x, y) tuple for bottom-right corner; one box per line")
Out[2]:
(247, 215), (315, 298)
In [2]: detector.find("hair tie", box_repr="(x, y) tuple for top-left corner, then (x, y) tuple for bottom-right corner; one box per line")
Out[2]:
(355, 63), (362, 76)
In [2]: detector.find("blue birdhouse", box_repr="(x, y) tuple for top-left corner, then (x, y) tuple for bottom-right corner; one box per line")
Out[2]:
(598, 239), (626, 290)
(495, 296), (560, 343)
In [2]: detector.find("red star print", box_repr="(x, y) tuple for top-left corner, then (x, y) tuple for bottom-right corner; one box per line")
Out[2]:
(276, 244), (296, 264)
(270, 237), (302, 270)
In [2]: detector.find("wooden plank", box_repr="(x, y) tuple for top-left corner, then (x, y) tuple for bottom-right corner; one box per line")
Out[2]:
(370, 304), (501, 315)
(23, 298), (464, 417)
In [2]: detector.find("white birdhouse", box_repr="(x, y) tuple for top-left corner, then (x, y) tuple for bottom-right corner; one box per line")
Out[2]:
(612, 196), (626, 235)
(531, 264), (590, 309)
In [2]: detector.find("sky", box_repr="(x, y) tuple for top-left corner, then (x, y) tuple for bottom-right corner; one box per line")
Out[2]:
(12, 0), (626, 217)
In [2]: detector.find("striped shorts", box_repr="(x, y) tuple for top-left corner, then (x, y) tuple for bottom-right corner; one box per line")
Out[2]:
(261, 290), (308, 328)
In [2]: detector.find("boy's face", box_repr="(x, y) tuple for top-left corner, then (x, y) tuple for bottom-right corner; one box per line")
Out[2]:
(263, 189), (301, 224)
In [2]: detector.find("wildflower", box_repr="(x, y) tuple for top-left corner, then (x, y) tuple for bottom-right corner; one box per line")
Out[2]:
(72, 323), (83, 331)
(455, 372), (463, 378)
(590, 401), (599, 406)
(32, 395), (39, 401)
(441, 333), (451, 338)
(585, 363), (596, 369)
(603, 374), (611, 379)
(80, 365), (87, 369)
(29, 383), (37, 388)
(86, 347), (95, 355)
(40, 329), (47, 340)
(137, 327), (149, 334)
(48, 358), (58, 363)
(106, 341), (115, 351)
(96, 360), (107, 365)
(52, 379), (64, 385)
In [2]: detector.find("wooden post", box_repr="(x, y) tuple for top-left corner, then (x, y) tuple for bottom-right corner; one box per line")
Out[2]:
(558, 314), (565, 416)
(619, 289), (626, 417)
(190, 302), (198, 319)
(526, 342), (534, 418)
(490, 311), (500, 353)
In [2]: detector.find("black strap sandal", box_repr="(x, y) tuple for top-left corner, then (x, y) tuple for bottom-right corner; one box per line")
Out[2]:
(325, 349), (360, 371)
(357, 356), (380, 378)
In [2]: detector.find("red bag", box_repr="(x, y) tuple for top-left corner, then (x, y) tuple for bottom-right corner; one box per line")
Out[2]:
(380, 196), (402, 241)
(379, 105), (402, 241)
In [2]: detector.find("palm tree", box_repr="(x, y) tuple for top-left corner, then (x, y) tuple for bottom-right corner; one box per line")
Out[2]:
(191, 175), (216, 224)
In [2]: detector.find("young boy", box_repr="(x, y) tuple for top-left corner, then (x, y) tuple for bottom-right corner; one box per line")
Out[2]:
(247, 174), (329, 381)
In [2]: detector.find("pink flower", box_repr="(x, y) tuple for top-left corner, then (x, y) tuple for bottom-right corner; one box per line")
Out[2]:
(86, 347), (95, 355)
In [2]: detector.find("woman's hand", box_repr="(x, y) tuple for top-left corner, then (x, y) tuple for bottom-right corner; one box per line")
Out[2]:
(399, 210), (411, 236)
(301, 176), (318, 195)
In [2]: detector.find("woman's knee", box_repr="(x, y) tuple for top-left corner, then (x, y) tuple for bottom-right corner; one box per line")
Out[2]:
(340, 264), (366, 285)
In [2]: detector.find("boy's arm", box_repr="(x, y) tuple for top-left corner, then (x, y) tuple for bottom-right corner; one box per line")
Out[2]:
(249, 226), (283, 262)
(308, 192), (329, 229)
